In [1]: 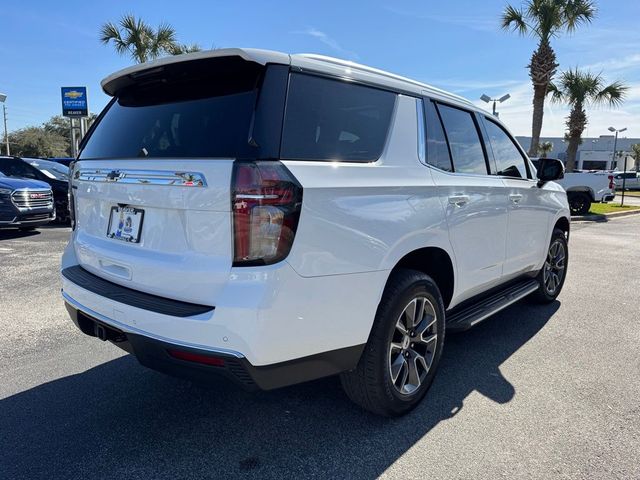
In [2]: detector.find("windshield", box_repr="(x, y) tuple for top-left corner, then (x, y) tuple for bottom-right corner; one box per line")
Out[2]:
(27, 159), (69, 181)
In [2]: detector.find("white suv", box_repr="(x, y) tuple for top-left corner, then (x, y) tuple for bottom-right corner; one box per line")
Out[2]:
(61, 49), (569, 416)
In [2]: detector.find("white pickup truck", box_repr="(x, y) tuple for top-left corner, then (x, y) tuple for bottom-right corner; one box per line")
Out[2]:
(531, 159), (616, 215)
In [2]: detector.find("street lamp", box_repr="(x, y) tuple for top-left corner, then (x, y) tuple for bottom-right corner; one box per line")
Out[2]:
(0, 93), (8, 156)
(481, 93), (511, 117)
(608, 126), (628, 206)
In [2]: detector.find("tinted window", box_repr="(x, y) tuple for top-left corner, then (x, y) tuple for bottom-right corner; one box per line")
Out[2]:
(0, 159), (40, 179)
(424, 100), (453, 171)
(28, 159), (69, 181)
(281, 74), (396, 161)
(80, 59), (263, 159)
(436, 104), (487, 175)
(484, 119), (528, 178)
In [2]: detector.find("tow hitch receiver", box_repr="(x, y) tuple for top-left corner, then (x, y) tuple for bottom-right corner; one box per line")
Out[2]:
(95, 323), (108, 341)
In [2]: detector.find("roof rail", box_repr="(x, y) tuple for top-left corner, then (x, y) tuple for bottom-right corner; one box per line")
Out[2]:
(295, 54), (474, 107)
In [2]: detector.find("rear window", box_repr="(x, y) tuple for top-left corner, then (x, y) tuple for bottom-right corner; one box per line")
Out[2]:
(80, 57), (263, 160)
(281, 73), (396, 162)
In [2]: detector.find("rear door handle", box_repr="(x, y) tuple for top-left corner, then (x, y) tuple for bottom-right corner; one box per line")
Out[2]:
(448, 195), (470, 207)
(509, 193), (523, 204)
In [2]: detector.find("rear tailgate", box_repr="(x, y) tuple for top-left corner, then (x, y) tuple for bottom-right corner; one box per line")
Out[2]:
(72, 159), (233, 305)
(70, 54), (289, 306)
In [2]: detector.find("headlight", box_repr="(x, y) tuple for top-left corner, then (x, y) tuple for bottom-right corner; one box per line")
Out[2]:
(0, 188), (13, 195)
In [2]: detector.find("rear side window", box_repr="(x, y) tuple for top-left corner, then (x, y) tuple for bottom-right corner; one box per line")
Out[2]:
(281, 74), (396, 162)
(483, 118), (529, 178)
(424, 100), (453, 172)
(436, 104), (487, 175)
(80, 58), (263, 159)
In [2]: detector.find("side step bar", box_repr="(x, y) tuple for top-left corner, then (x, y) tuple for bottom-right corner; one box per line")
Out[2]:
(446, 279), (540, 332)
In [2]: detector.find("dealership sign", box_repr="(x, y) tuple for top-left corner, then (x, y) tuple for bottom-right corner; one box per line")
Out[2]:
(61, 87), (88, 117)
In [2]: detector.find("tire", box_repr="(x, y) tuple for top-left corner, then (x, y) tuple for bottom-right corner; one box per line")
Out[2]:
(567, 192), (591, 216)
(55, 200), (70, 225)
(340, 269), (446, 417)
(530, 228), (569, 304)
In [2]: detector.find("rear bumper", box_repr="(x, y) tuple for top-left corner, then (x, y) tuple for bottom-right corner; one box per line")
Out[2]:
(602, 193), (616, 202)
(64, 296), (363, 390)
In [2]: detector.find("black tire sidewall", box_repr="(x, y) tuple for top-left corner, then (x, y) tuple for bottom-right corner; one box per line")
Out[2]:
(374, 271), (446, 413)
(568, 193), (590, 216)
(536, 229), (569, 302)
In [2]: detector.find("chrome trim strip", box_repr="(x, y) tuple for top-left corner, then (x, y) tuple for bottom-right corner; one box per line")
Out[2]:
(75, 169), (207, 187)
(235, 194), (279, 200)
(62, 290), (244, 359)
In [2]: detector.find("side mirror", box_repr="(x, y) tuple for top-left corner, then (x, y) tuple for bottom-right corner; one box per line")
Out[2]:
(536, 158), (564, 186)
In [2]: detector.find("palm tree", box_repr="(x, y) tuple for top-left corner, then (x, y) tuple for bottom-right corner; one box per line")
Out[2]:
(547, 69), (627, 172)
(538, 141), (554, 157)
(630, 144), (640, 172)
(100, 14), (199, 64)
(501, 0), (596, 157)
(168, 43), (202, 55)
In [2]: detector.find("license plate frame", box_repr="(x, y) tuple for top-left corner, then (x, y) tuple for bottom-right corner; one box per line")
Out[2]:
(106, 206), (145, 243)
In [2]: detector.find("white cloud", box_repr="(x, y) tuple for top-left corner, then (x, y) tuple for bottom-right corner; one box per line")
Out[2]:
(384, 6), (498, 33)
(291, 28), (360, 60)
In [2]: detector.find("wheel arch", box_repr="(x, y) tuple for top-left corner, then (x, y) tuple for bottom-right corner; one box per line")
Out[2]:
(566, 187), (595, 202)
(387, 247), (455, 310)
(554, 216), (570, 238)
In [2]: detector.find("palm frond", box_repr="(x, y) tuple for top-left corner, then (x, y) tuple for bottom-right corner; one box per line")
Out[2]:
(564, 0), (596, 33)
(546, 81), (564, 104)
(153, 22), (178, 57)
(501, 4), (528, 35)
(594, 81), (628, 108)
(169, 43), (202, 55)
(99, 22), (130, 56)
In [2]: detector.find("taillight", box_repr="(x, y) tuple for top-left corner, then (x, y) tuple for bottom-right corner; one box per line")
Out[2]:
(69, 161), (76, 230)
(608, 175), (614, 190)
(232, 161), (302, 266)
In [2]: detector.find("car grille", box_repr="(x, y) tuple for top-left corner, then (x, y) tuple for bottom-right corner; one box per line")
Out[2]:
(11, 189), (53, 209)
(21, 213), (51, 222)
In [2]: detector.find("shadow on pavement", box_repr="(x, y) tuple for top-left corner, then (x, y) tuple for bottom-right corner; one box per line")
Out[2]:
(0, 229), (41, 240)
(1, 301), (560, 479)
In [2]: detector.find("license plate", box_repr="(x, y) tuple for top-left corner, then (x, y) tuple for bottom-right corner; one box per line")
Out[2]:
(107, 206), (144, 243)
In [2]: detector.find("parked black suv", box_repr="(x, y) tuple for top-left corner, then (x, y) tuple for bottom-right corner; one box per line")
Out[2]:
(0, 172), (55, 229)
(0, 156), (70, 224)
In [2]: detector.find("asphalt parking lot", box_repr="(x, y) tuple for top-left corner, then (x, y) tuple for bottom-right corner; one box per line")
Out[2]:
(1, 218), (639, 480)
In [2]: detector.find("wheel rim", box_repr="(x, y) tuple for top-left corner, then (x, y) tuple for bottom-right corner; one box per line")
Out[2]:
(570, 197), (585, 215)
(388, 296), (438, 396)
(543, 239), (566, 295)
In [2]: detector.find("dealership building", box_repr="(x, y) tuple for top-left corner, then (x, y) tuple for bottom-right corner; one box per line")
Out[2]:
(516, 135), (639, 171)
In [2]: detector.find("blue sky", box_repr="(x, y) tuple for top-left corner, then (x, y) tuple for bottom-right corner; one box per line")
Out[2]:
(2, 0), (640, 139)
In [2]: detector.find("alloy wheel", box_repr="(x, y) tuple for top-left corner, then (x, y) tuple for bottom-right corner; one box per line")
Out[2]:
(543, 239), (566, 295)
(388, 296), (438, 395)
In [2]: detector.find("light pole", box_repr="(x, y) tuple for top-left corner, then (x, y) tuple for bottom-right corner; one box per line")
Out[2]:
(0, 93), (9, 156)
(481, 93), (511, 118)
(609, 126), (627, 206)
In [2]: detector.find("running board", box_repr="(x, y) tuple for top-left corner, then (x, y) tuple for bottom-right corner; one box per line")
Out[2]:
(446, 279), (540, 332)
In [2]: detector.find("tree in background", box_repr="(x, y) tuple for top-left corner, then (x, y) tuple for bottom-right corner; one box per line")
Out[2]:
(8, 127), (68, 158)
(630, 144), (640, 172)
(547, 69), (627, 172)
(100, 14), (201, 64)
(501, 0), (596, 157)
(7, 115), (97, 158)
(538, 141), (554, 157)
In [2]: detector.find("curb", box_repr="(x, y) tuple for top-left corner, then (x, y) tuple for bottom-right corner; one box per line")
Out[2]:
(572, 208), (640, 222)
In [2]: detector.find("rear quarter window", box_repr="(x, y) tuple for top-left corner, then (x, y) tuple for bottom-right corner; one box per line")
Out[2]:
(436, 104), (488, 175)
(280, 74), (396, 162)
